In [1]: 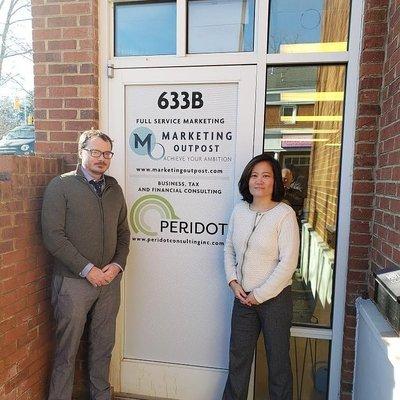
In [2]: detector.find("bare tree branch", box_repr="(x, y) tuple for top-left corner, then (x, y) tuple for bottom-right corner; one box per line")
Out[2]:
(10, 5), (30, 18)
(4, 49), (31, 58)
(0, 0), (33, 84)
(8, 18), (32, 25)
(9, 75), (31, 95)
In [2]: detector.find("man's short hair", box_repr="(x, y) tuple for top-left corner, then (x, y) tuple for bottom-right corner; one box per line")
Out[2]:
(78, 129), (113, 151)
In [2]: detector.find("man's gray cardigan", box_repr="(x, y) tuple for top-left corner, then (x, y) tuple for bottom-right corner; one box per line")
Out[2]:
(41, 166), (131, 278)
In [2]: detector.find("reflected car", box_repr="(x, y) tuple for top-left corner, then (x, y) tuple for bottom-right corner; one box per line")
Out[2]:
(0, 125), (35, 155)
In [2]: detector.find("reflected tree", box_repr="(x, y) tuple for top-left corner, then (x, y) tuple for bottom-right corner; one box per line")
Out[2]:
(0, 0), (32, 88)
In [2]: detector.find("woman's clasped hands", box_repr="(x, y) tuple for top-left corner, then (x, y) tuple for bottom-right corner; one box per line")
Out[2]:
(229, 280), (259, 306)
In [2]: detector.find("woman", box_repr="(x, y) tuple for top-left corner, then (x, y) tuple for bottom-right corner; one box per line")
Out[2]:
(222, 153), (299, 400)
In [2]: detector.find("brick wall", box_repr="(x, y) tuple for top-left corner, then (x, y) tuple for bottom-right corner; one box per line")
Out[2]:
(370, 0), (400, 277)
(32, 0), (99, 170)
(306, 64), (346, 244)
(341, 0), (390, 398)
(0, 156), (61, 400)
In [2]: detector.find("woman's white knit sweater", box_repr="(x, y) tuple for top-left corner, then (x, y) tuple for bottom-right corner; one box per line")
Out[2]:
(224, 201), (300, 304)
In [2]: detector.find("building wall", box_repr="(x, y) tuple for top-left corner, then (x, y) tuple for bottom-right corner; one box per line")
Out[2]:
(0, 156), (61, 399)
(341, 0), (390, 398)
(28, 0), (398, 399)
(32, 0), (99, 170)
(31, 1), (100, 397)
(370, 0), (400, 277)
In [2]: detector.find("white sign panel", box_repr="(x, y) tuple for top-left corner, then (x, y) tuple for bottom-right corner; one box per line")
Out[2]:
(124, 83), (238, 369)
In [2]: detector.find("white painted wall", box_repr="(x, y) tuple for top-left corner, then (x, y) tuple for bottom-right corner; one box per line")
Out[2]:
(353, 299), (400, 400)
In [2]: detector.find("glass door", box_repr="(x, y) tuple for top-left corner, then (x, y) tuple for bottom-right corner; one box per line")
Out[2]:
(108, 65), (257, 400)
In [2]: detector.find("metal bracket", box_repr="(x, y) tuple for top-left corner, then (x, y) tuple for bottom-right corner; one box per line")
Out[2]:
(107, 62), (115, 79)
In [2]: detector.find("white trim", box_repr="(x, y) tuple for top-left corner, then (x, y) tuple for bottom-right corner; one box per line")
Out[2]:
(111, 53), (258, 69)
(99, 1), (110, 132)
(99, 0), (119, 390)
(291, 326), (332, 340)
(266, 51), (349, 65)
(176, 0), (187, 57)
(328, 1), (365, 399)
(252, 0), (267, 155)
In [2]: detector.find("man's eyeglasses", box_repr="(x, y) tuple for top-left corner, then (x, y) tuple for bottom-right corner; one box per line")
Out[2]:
(83, 148), (114, 159)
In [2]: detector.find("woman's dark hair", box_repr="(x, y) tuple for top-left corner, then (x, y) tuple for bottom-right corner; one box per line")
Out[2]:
(239, 153), (285, 203)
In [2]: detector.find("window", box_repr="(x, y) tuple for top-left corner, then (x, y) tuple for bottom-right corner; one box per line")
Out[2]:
(187, 0), (255, 53)
(268, 0), (351, 54)
(256, 336), (330, 400)
(114, 1), (177, 57)
(265, 65), (346, 327)
(281, 105), (298, 125)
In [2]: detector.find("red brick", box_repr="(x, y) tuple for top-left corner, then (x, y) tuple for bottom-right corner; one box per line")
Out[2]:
(62, 27), (92, 39)
(364, 21), (388, 36)
(47, 16), (77, 28)
(31, 4), (60, 17)
(62, 51), (94, 63)
(361, 49), (386, 63)
(34, 98), (63, 108)
(48, 39), (77, 51)
(34, 120), (62, 131)
(32, 28), (62, 40)
(49, 131), (79, 142)
(63, 74), (95, 85)
(64, 98), (93, 108)
(33, 52), (61, 63)
(34, 75), (62, 86)
(64, 120), (94, 131)
(48, 64), (78, 74)
(62, 3), (91, 15)
(48, 109), (77, 119)
(48, 86), (77, 97)
(79, 15), (93, 27)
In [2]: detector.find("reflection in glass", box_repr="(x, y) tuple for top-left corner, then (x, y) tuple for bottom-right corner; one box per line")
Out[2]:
(255, 336), (330, 400)
(188, 0), (255, 53)
(268, 0), (351, 54)
(114, 1), (176, 57)
(264, 65), (346, 327)
(0, 124), (35, 155)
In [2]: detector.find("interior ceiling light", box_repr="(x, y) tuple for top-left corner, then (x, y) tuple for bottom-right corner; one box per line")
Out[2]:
(280, 129), (339, 134)
(281, 138), (329, 142)
(279, 42), (347, 53)
(280, 91), (344, 102)
(280, 115), (343, 122)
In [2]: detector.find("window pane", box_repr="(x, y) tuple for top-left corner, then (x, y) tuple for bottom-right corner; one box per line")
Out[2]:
(188, 0), (255, 53)
(268, 0), (351, 54)
(264, 65), (346, 327)
(114, 1), (176, 57)
(256, 336), (330, 399)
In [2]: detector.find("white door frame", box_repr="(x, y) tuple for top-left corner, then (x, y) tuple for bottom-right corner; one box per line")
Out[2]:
(98, 0), (365, 398)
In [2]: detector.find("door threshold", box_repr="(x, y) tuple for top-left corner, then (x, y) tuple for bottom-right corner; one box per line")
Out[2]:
(114, 393), (178, 400)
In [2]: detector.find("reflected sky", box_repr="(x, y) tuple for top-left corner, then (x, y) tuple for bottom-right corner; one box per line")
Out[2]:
(188, 0), (255, 53)
(268, 0), (324, 53)
(115, 2), (176, 57)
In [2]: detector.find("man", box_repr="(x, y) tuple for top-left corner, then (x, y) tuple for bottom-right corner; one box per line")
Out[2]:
(41, 129), (131, 400)
(282, 166), (306, 225)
